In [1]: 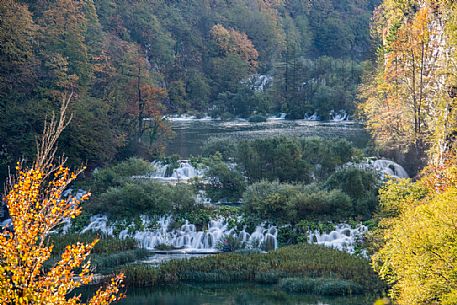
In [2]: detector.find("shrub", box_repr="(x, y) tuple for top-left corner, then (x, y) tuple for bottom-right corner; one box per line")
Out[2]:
(243, 181), (354, 223)
(242, 181), (297, 223)
(278, 277), (364, 296)
(89, 181), (197, 219)
(204, 154), (246, 203)
(50, 233), (138, 255)
(325, 167), (380, 218)
(203, 137), (358, 183)
(122, 265), (161, 287)
(290, 188), (353, 221)
(202, 139), (238, 161)
(85, 157), (153, 194)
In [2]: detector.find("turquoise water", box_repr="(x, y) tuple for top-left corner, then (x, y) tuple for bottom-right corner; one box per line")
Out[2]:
(116, 284), (377, 305)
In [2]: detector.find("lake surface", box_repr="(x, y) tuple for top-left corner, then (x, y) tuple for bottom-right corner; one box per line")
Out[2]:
(165, 118), (370, 157)
(117, 283), (377, 305)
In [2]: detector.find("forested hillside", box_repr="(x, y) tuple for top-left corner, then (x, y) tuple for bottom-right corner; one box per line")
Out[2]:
(359, 0), (457, 169)
(0, 0), (378, 178)
(359, 1), (457, 304)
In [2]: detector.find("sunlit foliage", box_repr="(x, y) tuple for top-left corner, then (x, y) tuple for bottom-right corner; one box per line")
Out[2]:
(0, 97), (124, 304)
(372, 158), (457, 304)
(359, 0), (457, 164)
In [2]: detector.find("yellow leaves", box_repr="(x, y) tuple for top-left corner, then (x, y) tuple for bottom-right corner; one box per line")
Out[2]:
(373, 168), (457, 304)
(0, 162), (123, 304)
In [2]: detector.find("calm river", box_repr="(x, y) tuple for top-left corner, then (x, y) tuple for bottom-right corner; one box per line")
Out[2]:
(165, 118), (370, 157)
(117, 284), (377, 305)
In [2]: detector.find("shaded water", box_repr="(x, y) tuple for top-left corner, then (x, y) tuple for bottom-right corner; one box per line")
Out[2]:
(166, 119), (370, 157)
(116, 284), (377, 305)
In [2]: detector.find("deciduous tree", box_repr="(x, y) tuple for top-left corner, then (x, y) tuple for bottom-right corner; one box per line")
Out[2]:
(0, 94), (124, 304)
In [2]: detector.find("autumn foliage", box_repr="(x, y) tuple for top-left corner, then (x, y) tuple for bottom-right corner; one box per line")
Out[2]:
(359, 0), (457, 164)
(210, 24), (259, 71)
(0, 96), (124, 304)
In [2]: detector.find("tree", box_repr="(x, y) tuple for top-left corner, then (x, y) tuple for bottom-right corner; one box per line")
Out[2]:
(0, 0), (37, 99)
(359, 0), (457, 165)
(372, 159), (457, 304)
(210, 24), (259, 71)
(0, 94), (124, 304)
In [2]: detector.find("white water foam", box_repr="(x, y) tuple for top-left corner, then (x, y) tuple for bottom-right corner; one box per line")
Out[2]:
(342, 158), (409, 179)
(134, 160), (204, 183)
(82, 215), (278, 253)
(308, 224), (368, 255)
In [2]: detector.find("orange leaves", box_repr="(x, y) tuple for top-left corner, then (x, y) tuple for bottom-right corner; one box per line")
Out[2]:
(210, 24), (259, 71)
(0, 162), (124, 304)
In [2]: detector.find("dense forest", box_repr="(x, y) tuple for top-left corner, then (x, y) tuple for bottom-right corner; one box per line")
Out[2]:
(359, 0), (457, 304)
(0, 0), (378, 179)
(4, 0), (457, 304)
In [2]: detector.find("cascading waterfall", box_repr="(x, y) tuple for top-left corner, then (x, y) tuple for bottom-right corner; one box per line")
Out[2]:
(308, 224), (368, 255)
(133, 160), (204, 183)
(372, 160), (409, 179)
(342, 158), (409, 179)
(82, 215), (278, 253)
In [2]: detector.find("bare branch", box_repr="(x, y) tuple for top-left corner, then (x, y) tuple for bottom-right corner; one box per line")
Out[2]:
(34, 92), (74, 171)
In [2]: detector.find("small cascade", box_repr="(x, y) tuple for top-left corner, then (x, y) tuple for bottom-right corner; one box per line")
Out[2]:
(308, 224), (367, 254)
(166, 114), (213, 122)
(81, 215), (113, 235)
(249, 74), (273, 92)
(304, 113), (320, 121)
(82, 215), (278, 253)
(342, 158), (409, 179)
(135, 160), (204, 183)
(373, 160), (409, 178)
(330, 110), (349, 122)
(267, 113), (287, 121)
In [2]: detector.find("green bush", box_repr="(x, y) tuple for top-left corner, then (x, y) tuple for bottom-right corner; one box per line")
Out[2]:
(89, 181), (196, 219)
(202, 139), (238, 161)
(249, 114), (267, 123)
(243, 181), (354, 223)
(122, 265), (162, 287)
(242, 181), (297, 223)
(203, 137), (357, 183)
(85, 158), (154, 194)
(254, 271), (286, 284)
(50, 233), (138, 255)
(290, 188), (353, 221)
(91, 249), (149, 274)
(325, 167), (380, 218)
(278, 277), (364, 296)
(204, 154), (246, 203)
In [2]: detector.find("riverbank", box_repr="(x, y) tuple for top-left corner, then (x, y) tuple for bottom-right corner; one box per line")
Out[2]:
(120, 243), (384, 296)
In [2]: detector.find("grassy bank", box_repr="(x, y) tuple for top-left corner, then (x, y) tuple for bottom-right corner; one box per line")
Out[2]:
(121, 243), (384, 295)
(46, 234), (149, 274)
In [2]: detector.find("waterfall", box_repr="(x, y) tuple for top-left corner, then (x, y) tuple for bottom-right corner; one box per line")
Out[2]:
(342, 158), (409, 179)
(330, 110), (349, 122)
(304, 113), (320, 121)
(82, 215), (278, 253)
(308, 224), (367, 255)
(372, 160), (409, 179)
(133, 160), (204, 183)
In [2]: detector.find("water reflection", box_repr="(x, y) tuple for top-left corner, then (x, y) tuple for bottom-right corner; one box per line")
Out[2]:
(117, 283), (376, 305)
(166, 119), (370, 157)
